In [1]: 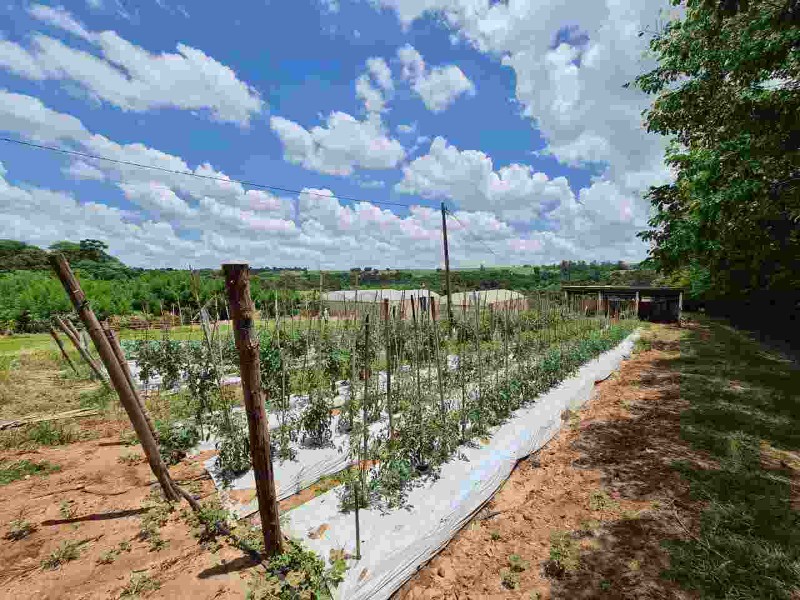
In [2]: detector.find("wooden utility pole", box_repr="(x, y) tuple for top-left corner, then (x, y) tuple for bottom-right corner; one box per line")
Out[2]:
(49, 326), (78, 376)
(222, 262), (283, 556)
(441, 202), (453, 329)
(49, 254), (179, 501)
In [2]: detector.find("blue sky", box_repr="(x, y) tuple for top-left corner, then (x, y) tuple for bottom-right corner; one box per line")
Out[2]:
(0, 0), (673, 269)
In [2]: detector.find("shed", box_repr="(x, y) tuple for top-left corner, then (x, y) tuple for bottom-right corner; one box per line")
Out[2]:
(322, 289), (441, 320)
(444, 290), (528, 313)
(562, 285), (683, 322)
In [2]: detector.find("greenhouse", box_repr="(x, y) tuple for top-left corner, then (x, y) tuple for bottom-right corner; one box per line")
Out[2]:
(322, 288), (441, 319)
(445, 289), (528, 313)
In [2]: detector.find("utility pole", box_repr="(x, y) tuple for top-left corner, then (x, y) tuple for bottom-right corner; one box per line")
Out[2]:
(441, 202), (453, 329)
(223, 262), (283, 556)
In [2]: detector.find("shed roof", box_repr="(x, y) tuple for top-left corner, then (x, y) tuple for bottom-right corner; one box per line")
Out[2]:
(322, 289), (440, 303)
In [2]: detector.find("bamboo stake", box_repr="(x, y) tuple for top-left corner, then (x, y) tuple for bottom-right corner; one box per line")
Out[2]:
(50, 254), (180, 502)
(54, 315), (108, 384)
(49, 325), (79, 376)
(383, 299), (393, 439)
(223, 262), (283, 557)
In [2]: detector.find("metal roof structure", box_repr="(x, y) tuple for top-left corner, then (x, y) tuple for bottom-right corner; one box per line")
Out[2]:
(447, 289), (526, 305)
(562, 285), (683, 296)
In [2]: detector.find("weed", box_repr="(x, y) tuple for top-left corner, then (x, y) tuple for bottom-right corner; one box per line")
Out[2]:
(507, 553), (530, 572)
(138, 497), (173, 552)
(41, 539), (84, 570)
(621, 509), (642, 520)
(0, 459), (60, 485)
(154, 420), (201, 465)
(119, 571), (160, 598)
(118, 452), (141, 465)
(547, 531), (581, 576)
(490, 530), (501, 541)
(5, 518), (36, 540)
(59, 499), (76, 519)
(588, 490), (619, 511)
(119, 430), (139, 446)
(97, 550), (119, 564)
(246, 540), (347, 600)
(27, 421), (82, 446)
(500, 568), (520, 589)
(579, 519), (601, 535)
(0, 354), (18, 381)
(600, 579), (612, 591)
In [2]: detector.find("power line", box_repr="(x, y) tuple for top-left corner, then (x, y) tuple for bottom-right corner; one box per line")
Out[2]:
(0, 136), (418, 210)
(445, 208), (500, 257)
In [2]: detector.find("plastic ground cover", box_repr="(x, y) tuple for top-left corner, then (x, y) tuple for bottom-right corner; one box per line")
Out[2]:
(280, 330), (640, 600)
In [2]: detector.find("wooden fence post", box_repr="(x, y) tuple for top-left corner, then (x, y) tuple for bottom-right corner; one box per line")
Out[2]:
(49, 326), (79, 376)
(49, 254), (180, 501)
(223, 262), (283, 557)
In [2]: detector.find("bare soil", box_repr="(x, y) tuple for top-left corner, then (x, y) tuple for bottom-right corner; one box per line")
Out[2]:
(0, 418), (256, 600)
(395, 324), (710, 600)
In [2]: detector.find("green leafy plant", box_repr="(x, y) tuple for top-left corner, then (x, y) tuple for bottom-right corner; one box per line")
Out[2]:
(155, 420), (200, 465)
(41, 539), (84, 570)
(5, 518), (36, 541)
(0, 459), (60, 485)
(59, 499), (75, 519)
(547, 531), (581, 576)
(500, 568), (520, 590)
(119, 571), (160, 598)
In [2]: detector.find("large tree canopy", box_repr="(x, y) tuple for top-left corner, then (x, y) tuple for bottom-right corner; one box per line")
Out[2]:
(635, 0), (800, 298)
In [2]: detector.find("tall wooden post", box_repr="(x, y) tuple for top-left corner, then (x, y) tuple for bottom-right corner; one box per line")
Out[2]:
(441, 202), (453, 329)
(635, 291), (640, 319)
(50, 254), (179, 501)
(49, 326), (78, 375)
(222, 263), (283, 556)
(383, 299), (393, 439)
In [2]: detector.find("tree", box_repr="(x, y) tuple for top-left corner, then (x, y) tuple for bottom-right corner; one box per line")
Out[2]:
(634, 0), (800, 298)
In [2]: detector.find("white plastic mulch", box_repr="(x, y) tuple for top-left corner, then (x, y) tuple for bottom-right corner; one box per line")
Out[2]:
(278, 330), (640, 600)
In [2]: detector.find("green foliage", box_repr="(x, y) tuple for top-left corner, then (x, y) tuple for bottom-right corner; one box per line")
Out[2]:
(215, 411), (251, 483)
(633, 0), (800, 298)
(5, 518), (36, 541)
(154, 420), (201, 465)
(548, 531), (581, 575)
(41, 539), (84, 570)
(0, 459), (60, 485)
(299, 394), (332, 448)
(119, 571), (160, 598)
(246, 539), (347, 600)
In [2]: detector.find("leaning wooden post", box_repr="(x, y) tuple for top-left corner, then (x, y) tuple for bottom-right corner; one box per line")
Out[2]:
(49, 326), (79, 376)
(49, 254), (179, 502)
(223, 262), (283, 557)
(54, 315), (108, 384)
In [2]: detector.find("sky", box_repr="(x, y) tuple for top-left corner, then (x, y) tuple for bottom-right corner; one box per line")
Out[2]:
(0, 0), (677, 270)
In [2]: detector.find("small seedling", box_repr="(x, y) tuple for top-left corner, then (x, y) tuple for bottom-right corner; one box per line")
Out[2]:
(589, 490), (619, 511)
(119, 571), (160, 598)
(508, 553), (529, 572)
(547, 531), (580, 576)
(59, 499), (76, 519)
(5, 518), (36, 541)
(600, 579), (612, 591)
(500, 568), (520, 589)
(490, 530), (502, 541)
(621, 509), (642, 520)
(41, 539), (84, 570)
(138, 497), (173, 552)
(97, 549), (119, 564)
(118, 452), (141, 465)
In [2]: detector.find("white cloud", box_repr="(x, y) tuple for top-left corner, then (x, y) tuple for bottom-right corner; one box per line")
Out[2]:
(0, 7), (262, 125)
(271, 112), (405, 175)
(356, 57), (394, 114)
(0, 90), (90, 142)
(366, 57), (393, 91)
(397, 44), (474, 112)
(397, 137), (571, 221)
(63, 160), (105, 181)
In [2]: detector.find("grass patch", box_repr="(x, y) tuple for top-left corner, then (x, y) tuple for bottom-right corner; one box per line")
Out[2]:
(661, 317), (800, 599)
(119, 571), (160, 598)
(588, 489), (619, 511)
(0, 459), (60, 485)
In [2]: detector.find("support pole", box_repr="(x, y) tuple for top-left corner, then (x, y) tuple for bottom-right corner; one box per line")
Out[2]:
(49, 254), (179, 501)
(635, 291), (640, 319)
(441, 202), (453, 329)
(383, 299), (393, 439)
(49, 326), (79, 376)
(223, 262), (283, 557)
(54, 315), (108, 384)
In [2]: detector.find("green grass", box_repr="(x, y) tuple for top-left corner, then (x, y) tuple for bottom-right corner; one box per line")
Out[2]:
(0, 459), (61, 485)
(662, 317), (800, 599)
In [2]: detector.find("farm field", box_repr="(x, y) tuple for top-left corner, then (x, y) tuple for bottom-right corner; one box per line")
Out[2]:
(3, 314), (798, 598)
